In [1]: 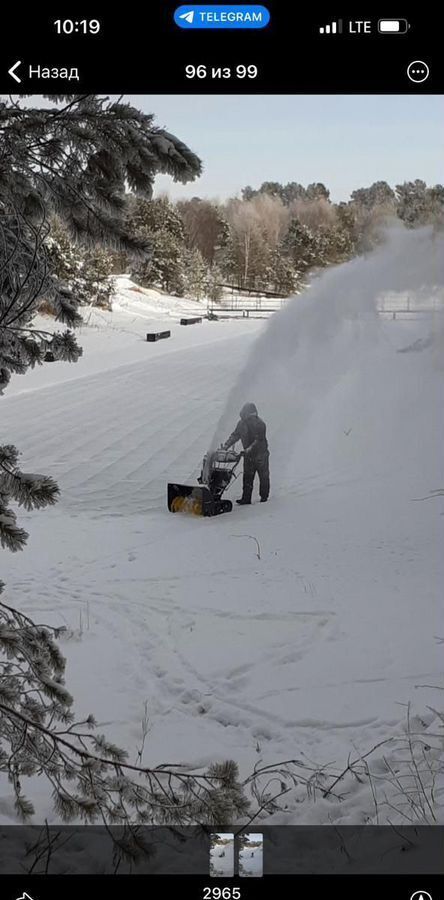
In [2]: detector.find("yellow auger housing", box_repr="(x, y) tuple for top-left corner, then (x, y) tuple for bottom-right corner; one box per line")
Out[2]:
(170, 494), (203, 516)
(167, 449), (241, 518)
(167, 483), (213, 516)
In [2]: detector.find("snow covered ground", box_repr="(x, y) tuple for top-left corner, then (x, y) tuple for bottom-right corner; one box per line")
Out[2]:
(111, 274), (207, 320)
(1, 234), (443, 829)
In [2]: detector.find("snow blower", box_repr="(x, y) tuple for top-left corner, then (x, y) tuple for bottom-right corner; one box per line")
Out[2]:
(167, 449), (242, 516)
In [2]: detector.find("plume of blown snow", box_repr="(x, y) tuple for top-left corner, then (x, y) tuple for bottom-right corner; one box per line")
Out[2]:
(213, 226), (444, 492)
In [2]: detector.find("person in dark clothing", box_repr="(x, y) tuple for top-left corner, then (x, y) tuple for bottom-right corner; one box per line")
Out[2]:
(223, 402), (270, 505)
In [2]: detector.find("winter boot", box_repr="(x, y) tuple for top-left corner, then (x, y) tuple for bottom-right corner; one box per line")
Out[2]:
(236, 498), (251, 505)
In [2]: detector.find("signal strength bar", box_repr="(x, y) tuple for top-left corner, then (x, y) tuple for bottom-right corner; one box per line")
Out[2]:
(319, 19), (343, 34)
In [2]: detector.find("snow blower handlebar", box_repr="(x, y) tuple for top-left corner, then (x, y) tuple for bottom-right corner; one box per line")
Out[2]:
(214, 447), (243, 463)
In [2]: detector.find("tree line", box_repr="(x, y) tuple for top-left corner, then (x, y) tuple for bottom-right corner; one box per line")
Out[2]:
(48, 177), (444, 305)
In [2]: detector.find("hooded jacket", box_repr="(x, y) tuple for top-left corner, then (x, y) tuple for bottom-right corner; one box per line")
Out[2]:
(225, 403), (268, 458)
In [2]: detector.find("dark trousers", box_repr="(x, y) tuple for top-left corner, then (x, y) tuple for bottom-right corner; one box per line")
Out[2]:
(242, 452), (270, 502)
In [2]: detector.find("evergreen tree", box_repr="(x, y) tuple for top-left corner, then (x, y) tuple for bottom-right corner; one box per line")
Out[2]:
(183, 247), (208, 299)
(128, 195), (186, 242)
(241, 182), (287, 203)
(306, 182), (330, 201)
(281, 182), (307, 205)
(395, 180), (444, 227)
(282, 217), (353, 280)
(81, 246), (114, 309)
(241, 182), (326, 207)
(282, 219), (322, 276)
(255, 181), (286, 201)
(336, 201), (358, 247)
(265, 247), (298, 295)
(344, 182), (397, 250)
(135, 229), (185, 294)
(46, 218), (114, 310)
(241, 185), (257, 202)
(205, 265), (224, 302)
(351, 181), (395, 210)
(128, 197), (187, 293)
(315, 223), (355, 266)
(427, 184), (444, 227)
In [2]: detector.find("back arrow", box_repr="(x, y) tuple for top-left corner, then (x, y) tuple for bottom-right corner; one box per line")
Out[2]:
(8, 60), (22, 83)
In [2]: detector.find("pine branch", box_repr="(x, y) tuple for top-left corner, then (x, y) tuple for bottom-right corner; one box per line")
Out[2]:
(0, 701), (232, 782)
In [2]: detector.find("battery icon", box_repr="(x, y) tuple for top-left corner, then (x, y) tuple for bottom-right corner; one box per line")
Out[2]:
(378, 18), (409, 33)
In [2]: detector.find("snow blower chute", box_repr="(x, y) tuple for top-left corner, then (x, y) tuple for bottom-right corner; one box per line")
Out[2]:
(167, 449), (242, 516)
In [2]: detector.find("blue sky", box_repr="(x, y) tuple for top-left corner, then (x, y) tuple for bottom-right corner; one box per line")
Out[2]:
(130, 94), (443, 203)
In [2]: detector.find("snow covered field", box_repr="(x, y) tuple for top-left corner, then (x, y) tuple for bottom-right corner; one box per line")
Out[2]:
(1, 233), (443, 828)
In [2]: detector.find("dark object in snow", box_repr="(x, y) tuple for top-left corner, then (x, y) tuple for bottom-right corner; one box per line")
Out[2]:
(224, 403), (270, 503)
(180, 316), (202, 325)
(397, 335), (433, 354)
(167, 448), (242, 517)
(207, 312), (219, 321)
(146, 330), (171, 342)
(44, 351), (56, 362)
